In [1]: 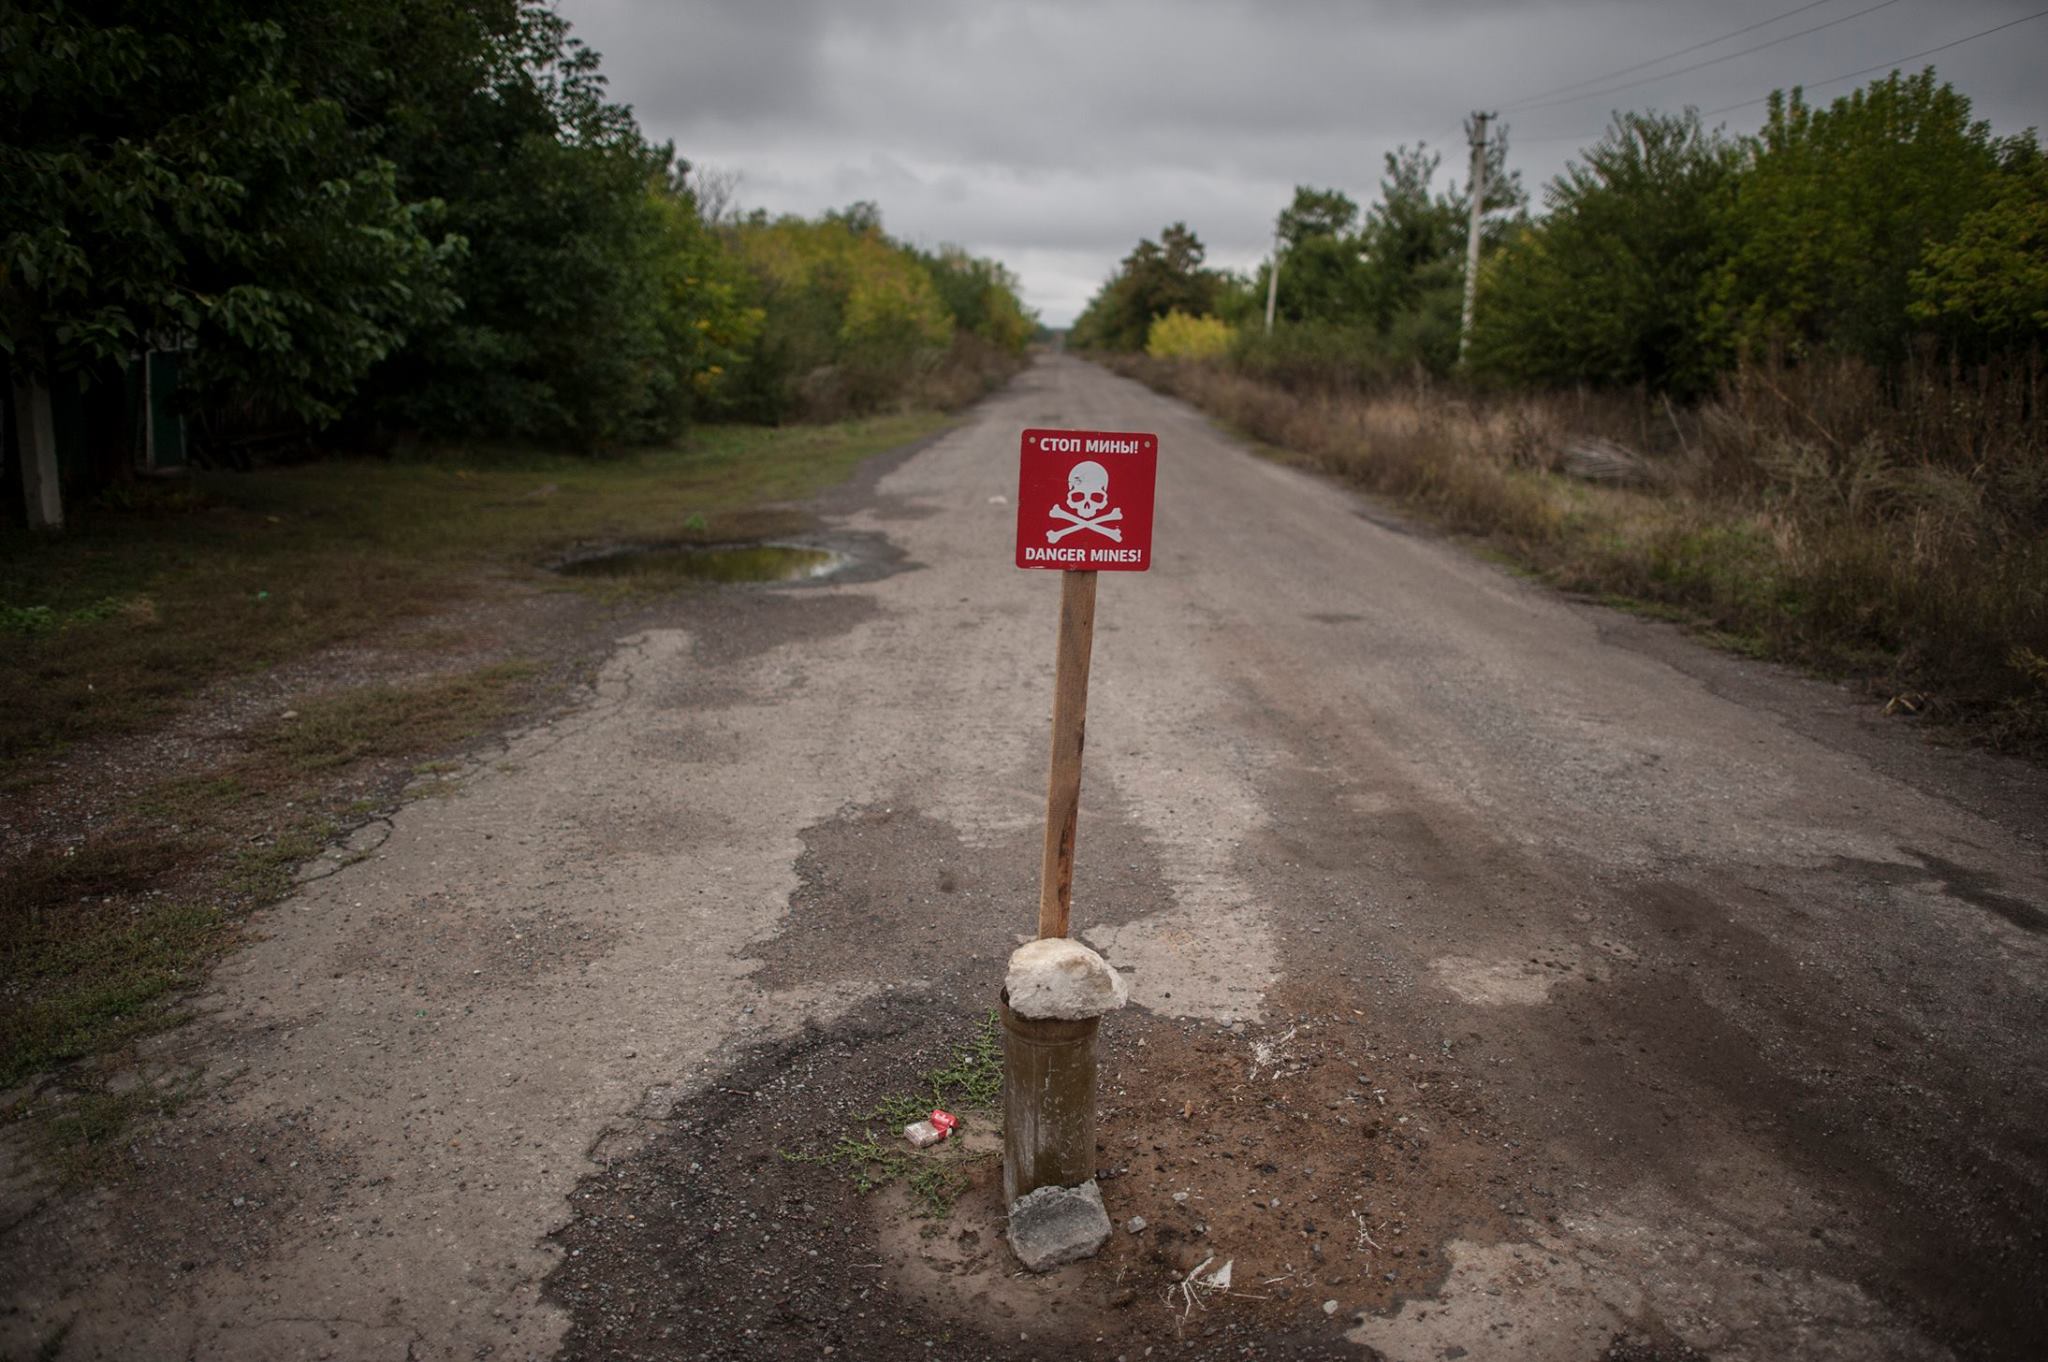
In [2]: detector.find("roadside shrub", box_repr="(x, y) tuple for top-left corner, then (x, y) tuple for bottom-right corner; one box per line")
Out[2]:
(1229, 322), (1404, 394)
(1145, 311), (1233, 361)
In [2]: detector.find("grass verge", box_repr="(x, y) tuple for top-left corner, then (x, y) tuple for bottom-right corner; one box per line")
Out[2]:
(0, 656), (554, 1097)
(0, 412), (948, 771)
(1107, 354), (2048, 755)
(1, 412), (952, 1171)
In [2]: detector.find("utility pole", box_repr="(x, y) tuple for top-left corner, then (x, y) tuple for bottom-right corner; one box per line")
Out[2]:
(1263, 226), (1281, 335)
(1458, 110), (1492, 365)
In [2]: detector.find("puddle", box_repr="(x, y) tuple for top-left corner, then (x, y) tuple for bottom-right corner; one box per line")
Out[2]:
(555, 542), (844, 585)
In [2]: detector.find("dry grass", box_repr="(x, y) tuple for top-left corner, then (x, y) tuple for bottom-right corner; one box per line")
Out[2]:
(1111, 351), (2048, 753)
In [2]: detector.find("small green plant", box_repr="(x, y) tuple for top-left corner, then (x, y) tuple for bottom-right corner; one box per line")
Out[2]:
(781, 1010), (1002, 1218)
(925, 1008), (1004, 1109)
(905, 1163), (971, 1219)
(0, 605), (57, 635)
(0, 598), (126, 637)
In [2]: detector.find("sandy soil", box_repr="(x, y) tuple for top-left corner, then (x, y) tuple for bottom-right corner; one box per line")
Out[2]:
(4, 355), (2045, 1361)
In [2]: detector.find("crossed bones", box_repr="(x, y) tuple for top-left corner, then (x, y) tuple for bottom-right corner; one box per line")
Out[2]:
(1046, 504), (1123, 543)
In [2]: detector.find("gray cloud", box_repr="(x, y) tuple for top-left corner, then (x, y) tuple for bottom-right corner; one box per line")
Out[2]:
(560, 0), (2048, 324)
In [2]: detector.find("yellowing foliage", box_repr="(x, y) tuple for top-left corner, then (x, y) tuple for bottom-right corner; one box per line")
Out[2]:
(737, 218), (952, 355)
(1145, 310), (1234, 360)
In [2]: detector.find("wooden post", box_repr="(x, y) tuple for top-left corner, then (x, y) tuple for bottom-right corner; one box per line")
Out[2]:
(1036, 569), (1098, 939)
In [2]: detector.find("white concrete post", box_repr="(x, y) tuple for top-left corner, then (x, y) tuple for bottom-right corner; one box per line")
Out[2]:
(11, 374), (63, 531)
(1458, 111), (1491, 365)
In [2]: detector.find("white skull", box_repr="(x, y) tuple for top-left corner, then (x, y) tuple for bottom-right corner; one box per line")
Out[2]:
(1066, 461), (1110, 517)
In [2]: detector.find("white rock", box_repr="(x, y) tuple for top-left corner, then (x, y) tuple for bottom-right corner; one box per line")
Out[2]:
(1005, 938), (1129, 1020)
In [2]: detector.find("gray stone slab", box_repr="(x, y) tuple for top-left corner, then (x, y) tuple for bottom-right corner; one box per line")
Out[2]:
(1007, 1179), (1112, 1272)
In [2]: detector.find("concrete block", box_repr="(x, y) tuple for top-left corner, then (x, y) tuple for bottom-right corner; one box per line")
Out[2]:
(1007, 1178), (1112, 1272)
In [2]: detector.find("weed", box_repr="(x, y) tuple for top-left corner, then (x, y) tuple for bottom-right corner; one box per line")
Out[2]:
(782, 1011), (1003, 1218)
(782, 1131), (974, 1219)
(258, 662), (538, 775)
(16, 1077), (199, 1186)
(865, 1008), (1003, 1127)
(0, 597), (125, 636)
(130, 773), (258, 824)
(925, 1008), (1004, 1109)
(785, 1133), (911, 1196)
(906, 1163), (972, 1219)
(228, 817), (338, 902)
(0, 893), (226, 1087)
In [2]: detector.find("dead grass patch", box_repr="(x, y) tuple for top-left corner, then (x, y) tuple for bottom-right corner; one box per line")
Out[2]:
(1111, 354), (2048, 754)
(256, 661), (540, 775)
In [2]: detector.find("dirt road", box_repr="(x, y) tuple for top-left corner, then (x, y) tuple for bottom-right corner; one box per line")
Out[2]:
(7, 354), (2046, 1361)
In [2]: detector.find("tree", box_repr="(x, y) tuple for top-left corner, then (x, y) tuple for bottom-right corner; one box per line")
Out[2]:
(359, 5), (751, 446)
(1354, 138), (1523, 338)
(918, 247), (1035, 353)
(1278, 188), (1360, 249)
(1909, 137), (2048, 346)
(723, 210), (954, 418)
(1469, 110), (1736, 395)
(1713, 69), (2007, 366)
(1, 1), (459, 427)
(1262, 187), (1371, 327)
(1070, 223), (1221, 351)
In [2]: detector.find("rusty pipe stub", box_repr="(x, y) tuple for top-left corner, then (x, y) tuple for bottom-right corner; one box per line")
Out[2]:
(1000, 989), (1101, 1205)
(999, 937), (1128, 1205)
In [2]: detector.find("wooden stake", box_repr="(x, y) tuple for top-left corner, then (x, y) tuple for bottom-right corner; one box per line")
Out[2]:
(1036, 570), (1098, 938)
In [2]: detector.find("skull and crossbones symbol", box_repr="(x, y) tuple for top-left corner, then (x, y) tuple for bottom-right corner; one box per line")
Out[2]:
(1047, 460), (1123, 542)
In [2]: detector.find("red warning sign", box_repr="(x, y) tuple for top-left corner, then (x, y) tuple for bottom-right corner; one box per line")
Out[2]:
(1015, 428), (1158, 572)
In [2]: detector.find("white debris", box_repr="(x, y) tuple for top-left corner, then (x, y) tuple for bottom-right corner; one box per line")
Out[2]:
(1201, 1259), (1234, 1290)
(1249, 1025), (1298, 1079)
(904, 1120), (945, 1148)
(1005, 938), (1130, 1020)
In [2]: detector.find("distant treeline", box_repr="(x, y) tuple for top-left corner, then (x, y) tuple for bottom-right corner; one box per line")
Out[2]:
(1071, 69), (2044, 397)
(3, 1), (1033, 460)
(1082, 66), (2047, 751)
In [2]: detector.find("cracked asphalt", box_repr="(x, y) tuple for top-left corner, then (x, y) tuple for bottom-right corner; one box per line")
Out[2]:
(5, 354), (2045, 1361)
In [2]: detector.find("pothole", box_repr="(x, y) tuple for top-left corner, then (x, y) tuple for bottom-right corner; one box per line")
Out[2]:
(553, 542), (845, 585)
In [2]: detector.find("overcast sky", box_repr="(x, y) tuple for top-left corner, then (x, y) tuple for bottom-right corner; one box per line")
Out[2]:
(554, 0), (2047, 326)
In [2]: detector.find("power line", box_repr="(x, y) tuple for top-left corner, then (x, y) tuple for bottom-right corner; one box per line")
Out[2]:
(1502, 0), (1841, 109)
(1700, 7), (2048, 116)
(1506, 0), (1904, 112)
(1508, 7), (2046, 156)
